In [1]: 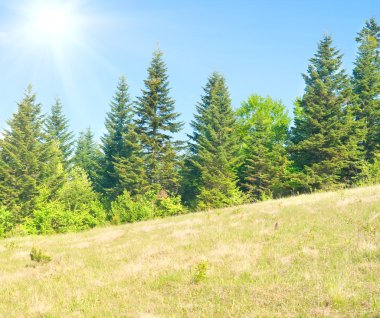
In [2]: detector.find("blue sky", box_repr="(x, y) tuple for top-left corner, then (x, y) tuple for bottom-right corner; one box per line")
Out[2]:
(0, 0), (379, 140)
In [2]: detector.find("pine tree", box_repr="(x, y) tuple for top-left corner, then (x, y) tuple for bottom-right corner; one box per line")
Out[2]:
(236, 95), (290, 201)
(0, 87), (48, 220)
(187, 72), (245, 209)
(73, 128), (102, 191)
(100, 76), (134, 198)
(352, 18), (380, 161)
(135, 49), (183, 193)
(289, 36), (365, 189)
(45, 98), (75, 168)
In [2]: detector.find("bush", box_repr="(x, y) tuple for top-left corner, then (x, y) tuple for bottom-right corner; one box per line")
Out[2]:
(155, 191), (185, 217)
(196, 187), (247, 210)
(110, 191), (154, 223)
(110, 190), (185, 224)
(0, 206), (14, 238)
(192, 260), (208, 283)
(358, 154), (380, 185)
(30, 247), (51, 263)
(26, 168), (106, 234)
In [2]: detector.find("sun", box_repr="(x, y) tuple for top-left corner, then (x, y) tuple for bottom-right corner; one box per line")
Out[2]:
(23, 1), (83, 49)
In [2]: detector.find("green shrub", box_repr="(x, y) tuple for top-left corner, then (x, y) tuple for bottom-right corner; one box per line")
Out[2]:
(110, 190), (185, 224)
(30, 247), (51, 263)
(358, 154), (380, 186)
(26, 168), (106, 235)
(196, 187), (246, 210)
(155, 192), (185, 217)
(110, 191), (154, 223)
(192, 260), (208, 283)
(0, 206), (14, 238)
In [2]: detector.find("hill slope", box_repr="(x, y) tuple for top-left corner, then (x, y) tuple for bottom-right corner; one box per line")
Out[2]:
(1, 186), (380, 317)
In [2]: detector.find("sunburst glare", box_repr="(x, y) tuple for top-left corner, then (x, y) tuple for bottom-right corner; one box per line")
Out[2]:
(22, 1), (84, 50)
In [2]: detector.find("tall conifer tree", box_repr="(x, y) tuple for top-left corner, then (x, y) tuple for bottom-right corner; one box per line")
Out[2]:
(113, 126), (149, 196)
(100, 76), (133, 198)
(0, 87), (48, 220)
(290, 36), (365, 189)
(135, 49), (183, 193)
(73, 128), (101, 191)
(187, 72), (244, 209)
(45, 98), (74, 168)
(352, 18), (380, 161)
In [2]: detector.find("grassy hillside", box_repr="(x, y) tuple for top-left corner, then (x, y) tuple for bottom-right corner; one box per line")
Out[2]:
(1, 186), (379, 317)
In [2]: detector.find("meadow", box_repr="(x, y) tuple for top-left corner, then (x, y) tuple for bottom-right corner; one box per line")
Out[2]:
(1, 185), (379, 317)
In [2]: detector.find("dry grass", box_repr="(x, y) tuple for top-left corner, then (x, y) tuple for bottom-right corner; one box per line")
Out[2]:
(1, 185), (380, 317)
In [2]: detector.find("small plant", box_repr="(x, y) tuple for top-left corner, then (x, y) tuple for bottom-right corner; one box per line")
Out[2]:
(192, 260), (208, 283)
(30, 247), (51, 263)
(5, 241), (19, 249)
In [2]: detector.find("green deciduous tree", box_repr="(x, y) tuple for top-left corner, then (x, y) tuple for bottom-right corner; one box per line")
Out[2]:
(135, 49), (183, 193)
(236, 95), (291, 201)
(186, 72), (245, 209)
(352, 18), (380, 161)
(31, 167), (106, 234)
(289, 36), (365, 190)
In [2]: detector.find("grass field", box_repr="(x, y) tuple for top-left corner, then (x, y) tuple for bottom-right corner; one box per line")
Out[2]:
(1, 185), (380, 317)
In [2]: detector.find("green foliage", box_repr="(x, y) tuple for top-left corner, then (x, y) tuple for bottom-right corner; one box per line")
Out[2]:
(73, 128), (102, 191)
(110, 190), (184, 224)
(186, 72), (245, 209)
(352, 18), (380, 161)
(135, 49), (183, 193)
(2, 24), (380, 238)
(42, 140), (67, 200)
(113, 126), (149, 196)
(26, 168), (106, 234)
(45, 98), (75, 168)
(0, 206), (13, 238)
(289, 35), (366, 191)
(236, 95), (291, 201)
(358, 153), (380, 185)
(155, 190), (185, 217)
(192, 260), (208, 283)
(30, 247), (51, 263)
(0, 87), (46, 219)
(110, 191), (154, 223)
(100, 76), (134, 199)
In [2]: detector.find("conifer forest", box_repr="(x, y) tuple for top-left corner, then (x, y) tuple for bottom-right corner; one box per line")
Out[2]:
(1, 18), (380, 237)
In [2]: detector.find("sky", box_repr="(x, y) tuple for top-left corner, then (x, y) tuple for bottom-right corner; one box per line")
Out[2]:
(0, 0), (379, 141)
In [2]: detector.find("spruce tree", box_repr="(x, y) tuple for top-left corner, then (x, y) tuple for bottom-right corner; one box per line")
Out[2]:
(187, 72), (244, 209)
(0, 87), (48, 220)
(73, 128), (101, 190)
(40, 140), (67, 201)
(45, 98), (75, 168)
(113, 126), (149, 196)
(289, 36), (365, 189)
(180, 74), (220, 207)
(135, 49), (183, 193)
(352, 18), (380, 161)
(236, 95), (290, 201)
(100, 76), (133, 198)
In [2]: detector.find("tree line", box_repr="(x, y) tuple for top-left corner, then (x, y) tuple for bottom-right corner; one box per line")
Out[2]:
(0, 18), (379, 236)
